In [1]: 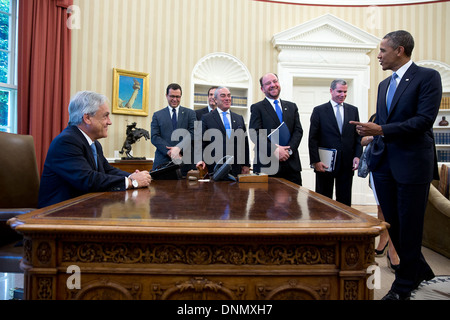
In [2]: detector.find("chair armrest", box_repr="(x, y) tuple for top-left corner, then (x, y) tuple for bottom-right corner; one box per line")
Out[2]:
(428, 184), (450, 219)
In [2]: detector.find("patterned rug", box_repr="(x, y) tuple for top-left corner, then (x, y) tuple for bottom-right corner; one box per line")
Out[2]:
(411, 276), (450, 300)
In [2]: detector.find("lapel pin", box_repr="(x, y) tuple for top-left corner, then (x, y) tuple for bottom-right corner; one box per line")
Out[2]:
(405, 79), (410, 82)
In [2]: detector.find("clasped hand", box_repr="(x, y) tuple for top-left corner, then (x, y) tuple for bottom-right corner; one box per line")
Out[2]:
(129, 170), (152, 188)
(275, 145), (291, 162)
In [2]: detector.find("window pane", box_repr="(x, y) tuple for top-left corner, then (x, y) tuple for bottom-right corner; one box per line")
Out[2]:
(0, 89), (9, 127)
(0, 50), (7, 82)
(0, 0), (10, 14)
(0, 12), (9, 51)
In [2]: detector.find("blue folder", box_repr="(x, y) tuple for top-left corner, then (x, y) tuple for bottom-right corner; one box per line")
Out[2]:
(268, 122), (291, 146)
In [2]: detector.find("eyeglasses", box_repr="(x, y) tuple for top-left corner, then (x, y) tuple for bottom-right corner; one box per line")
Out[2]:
(168, 95), (181, 99)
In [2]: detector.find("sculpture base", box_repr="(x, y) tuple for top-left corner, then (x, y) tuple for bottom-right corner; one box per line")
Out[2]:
(121, 157), (146, 161)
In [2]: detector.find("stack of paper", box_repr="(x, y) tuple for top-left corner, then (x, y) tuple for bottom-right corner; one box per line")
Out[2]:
(318, 147), (337, 172)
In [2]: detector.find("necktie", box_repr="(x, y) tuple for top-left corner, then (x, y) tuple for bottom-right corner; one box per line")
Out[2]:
(90, 143), (98, 168)
(274, 100), (283, 123)
(171, 108), (177, 130)
(222, 111), (232, 139)
(336, 104), (343, 134)
(386, 73), (398, 112)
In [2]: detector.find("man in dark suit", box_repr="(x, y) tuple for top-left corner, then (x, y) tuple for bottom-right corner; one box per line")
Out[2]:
(352, 30), (442, 300)
(150, 83), (197, 176)
(309, 79), (362, 206)
(195, 86), (218, 120)
(38, 91), (152, 208)
(201, 86), (250, 177)
(249, 73), (303, 185)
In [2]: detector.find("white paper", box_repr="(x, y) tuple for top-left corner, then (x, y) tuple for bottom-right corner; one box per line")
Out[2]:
(318, 147), (337, 172)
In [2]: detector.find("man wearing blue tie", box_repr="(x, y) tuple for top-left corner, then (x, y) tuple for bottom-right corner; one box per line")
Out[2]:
(249, 73), (303, 185)
(352, 30), (442, 300)
(200, 87), (250, 177)
(38, 91), (152, 208)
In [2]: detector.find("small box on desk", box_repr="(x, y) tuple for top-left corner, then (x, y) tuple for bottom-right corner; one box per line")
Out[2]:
(237, 173), (268, 183)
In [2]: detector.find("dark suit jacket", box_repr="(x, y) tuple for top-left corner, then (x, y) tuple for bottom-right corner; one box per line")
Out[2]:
(195, 106), (210, 120)
(308, 102), (362, 174)
(150, 106), (196, 170)
(249, 98), (303, 174)
(201, 109), (250, 177)
(374, 63), (442, 184)
(38, 126), (129, 208)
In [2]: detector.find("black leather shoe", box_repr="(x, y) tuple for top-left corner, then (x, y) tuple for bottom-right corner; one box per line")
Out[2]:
(381, 290), (411, 300)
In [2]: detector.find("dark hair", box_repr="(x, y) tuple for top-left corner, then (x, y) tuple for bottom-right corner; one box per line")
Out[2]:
(166, 83), (182, 95)
(208, 86), (218, 95)
(383, 30), (415, 57)
(330, 79), (347, 90)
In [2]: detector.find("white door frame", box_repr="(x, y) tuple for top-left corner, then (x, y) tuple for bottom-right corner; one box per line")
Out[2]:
(272, 14), (380, 206)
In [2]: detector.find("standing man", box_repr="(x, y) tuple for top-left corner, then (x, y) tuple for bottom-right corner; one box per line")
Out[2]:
(308, 79), (362, 206)
(249, 73), (303, 185)
(201, 86), (250, 177)
(352, 30), (442, 300)
(196, 86), (218, 120)
(150, 83), (197, 176)
(38, 91), (151, 208)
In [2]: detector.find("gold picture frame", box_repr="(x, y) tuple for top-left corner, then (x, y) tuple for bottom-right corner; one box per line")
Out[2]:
(112, 68), (149, 116)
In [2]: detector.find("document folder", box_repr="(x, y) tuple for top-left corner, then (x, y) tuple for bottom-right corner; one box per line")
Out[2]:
(268, 122), (291, 146)
(318, 147), (337, 172)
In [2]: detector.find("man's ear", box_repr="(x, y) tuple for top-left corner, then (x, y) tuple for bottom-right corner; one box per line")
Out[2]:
(397, 46), (405, 57)
(82, 113), (91, 125)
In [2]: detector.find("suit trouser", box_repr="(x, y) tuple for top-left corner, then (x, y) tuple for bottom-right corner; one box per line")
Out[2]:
(272, 162), (302, 186)
(315, 169), (353, 206)
(372, 161), (433, 295)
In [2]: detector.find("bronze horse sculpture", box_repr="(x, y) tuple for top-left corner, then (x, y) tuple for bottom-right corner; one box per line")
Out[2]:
(119, 122), (150, 159)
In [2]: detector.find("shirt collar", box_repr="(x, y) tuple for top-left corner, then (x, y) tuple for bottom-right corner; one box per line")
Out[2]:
(394, 59), (413, 80)
(218, 108), (230, 115)
(330, 100), (343, 108)
(167, 106), (179, 113)
(265, 97), (280, 105)
(77, 127), (94, 145)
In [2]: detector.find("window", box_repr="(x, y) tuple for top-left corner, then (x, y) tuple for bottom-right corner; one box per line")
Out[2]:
(0, 0), (18, 133)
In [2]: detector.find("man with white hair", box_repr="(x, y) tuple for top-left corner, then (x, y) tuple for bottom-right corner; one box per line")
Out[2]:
(38, 91), (151, 208)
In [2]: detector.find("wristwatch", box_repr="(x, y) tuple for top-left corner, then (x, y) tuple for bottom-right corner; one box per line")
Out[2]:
(130, 178), (138, 189)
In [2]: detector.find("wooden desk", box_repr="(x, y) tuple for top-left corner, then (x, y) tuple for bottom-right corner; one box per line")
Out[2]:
(11, 179), (385, 300)
(109, 159), (153, 173)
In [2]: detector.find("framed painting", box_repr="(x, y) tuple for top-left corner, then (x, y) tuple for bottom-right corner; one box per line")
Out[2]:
(112, 68), (149, 116)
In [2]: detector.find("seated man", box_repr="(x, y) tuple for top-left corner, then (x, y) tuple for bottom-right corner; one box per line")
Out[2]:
(38, 91), (151, 208)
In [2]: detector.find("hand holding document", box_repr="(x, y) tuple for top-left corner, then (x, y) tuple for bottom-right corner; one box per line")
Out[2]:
(318, 147), (337, 172)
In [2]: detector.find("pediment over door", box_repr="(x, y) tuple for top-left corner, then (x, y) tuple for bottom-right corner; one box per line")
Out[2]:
(272, 14), (380, 65)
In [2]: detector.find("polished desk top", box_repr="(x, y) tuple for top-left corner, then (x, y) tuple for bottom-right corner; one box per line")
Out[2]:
(12, 178), (385, 237)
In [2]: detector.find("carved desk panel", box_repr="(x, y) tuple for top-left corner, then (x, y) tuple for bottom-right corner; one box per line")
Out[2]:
(11, 178), (385, 300)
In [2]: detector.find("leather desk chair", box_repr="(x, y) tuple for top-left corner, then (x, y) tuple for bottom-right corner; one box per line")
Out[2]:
(0, 132), (40, 273)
